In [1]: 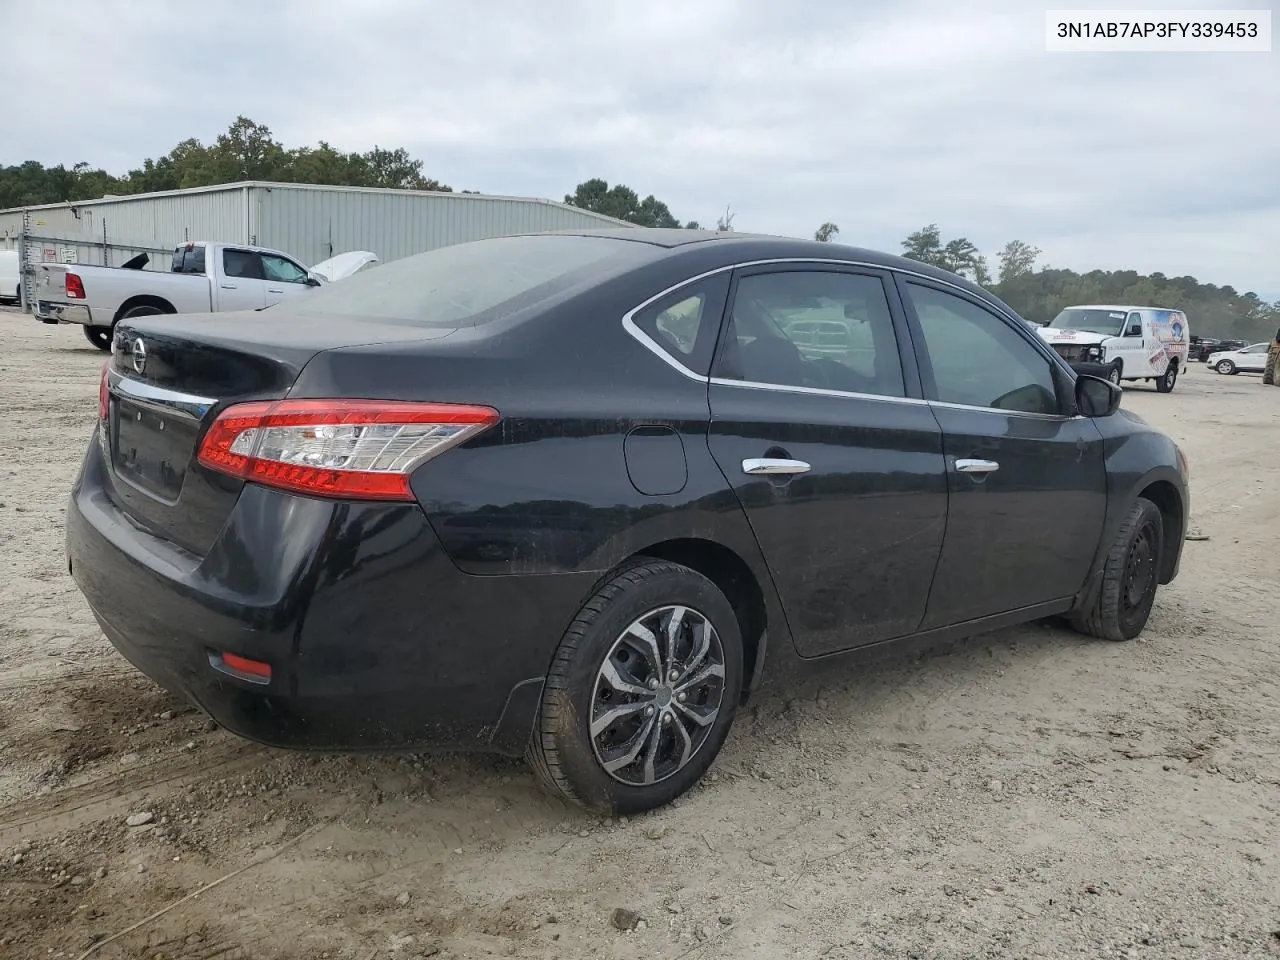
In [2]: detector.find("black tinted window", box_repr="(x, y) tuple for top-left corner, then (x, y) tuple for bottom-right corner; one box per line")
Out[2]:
(715, 270), (906, 398)
(904, 282), (1059, 415)
(295, 234), (657, 327)
(171, 246), (206, 274)
(223, 249), (264, 280)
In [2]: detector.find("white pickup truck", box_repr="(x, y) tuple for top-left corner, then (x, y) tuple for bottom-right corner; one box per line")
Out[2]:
(33, 241), (378, 351)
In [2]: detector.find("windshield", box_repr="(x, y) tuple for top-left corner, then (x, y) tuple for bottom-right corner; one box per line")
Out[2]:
(293, 233), (656, 327)
(1048, 307), (1128, 335)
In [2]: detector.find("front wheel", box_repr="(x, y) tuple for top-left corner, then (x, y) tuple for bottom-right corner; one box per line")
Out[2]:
(526, 559), (743, 815)
(1107, 363), (1123, 386)
(1155, 362), (1178, 393)
(83, 325), (113, 351)
(1215, 359), (1236, 375)
(1070, 497), (1164, 641)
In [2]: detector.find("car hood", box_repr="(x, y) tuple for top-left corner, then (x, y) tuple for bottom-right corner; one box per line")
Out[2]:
(309, 250), (379, 283)
(1036, 328), (1109, 346)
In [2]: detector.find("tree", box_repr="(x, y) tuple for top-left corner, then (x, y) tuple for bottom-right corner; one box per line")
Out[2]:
(563, 178), (680, 227)
(902, 224), (986, 281)
(715, 205), (736, 232)
(996, 240), (1041, 284)
(901, 223), (945, 266)
(0, 116), (454, 205)
(814, 222), (839, 242)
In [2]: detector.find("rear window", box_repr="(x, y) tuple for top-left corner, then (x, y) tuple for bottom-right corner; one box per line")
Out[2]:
(293, 234), (655, 327)
(171, 245), (206, 274)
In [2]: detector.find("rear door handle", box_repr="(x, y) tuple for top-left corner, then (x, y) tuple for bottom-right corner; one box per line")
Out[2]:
(955, 458), (999, 474)
(220, 283), (238, 289)
(267, 287), (283, 293)
(742, 457), (811, 476)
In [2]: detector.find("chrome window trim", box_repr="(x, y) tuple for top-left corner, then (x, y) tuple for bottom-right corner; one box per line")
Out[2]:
(620, 256), (1083, 419)
(707, 376), (927, 407)
(621, 256), (1028, 376)
(106, 368), (216, 421)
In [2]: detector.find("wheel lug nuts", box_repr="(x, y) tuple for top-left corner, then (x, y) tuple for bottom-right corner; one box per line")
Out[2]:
(668, 670), (679, 682)
(678, 692), (687, 703)
(647, 678), (659, 690)
(644, 705), (654, 716)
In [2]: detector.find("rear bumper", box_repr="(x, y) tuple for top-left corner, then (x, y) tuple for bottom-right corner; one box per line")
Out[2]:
(36, 301), (94, 326)
(66, 429), (596, 755)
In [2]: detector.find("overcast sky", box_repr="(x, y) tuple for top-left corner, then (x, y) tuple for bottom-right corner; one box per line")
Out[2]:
(1, 0), (1276, 298)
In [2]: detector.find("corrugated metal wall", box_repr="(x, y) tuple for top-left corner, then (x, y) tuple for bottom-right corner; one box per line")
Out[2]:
(1, 182), (630, 270)
(251, 185), (630, 266)
(0, 185), (249, 269)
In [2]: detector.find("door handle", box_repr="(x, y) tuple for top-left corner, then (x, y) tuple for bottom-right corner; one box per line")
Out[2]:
(267, 287), (283, 293)
(955, 458), (999, 474)
(220, 283), (237, 289)
(742, 457), (812, 476)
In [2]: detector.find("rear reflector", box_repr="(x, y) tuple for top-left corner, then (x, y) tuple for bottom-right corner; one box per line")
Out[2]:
(212, 650), (273, 683)
(98, 362), (109, 420)
(196, 399), (500, 501)
(65, 272), (86, 300)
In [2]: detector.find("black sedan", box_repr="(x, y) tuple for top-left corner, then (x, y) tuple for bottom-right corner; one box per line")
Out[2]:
(68, 229), (1190, 814)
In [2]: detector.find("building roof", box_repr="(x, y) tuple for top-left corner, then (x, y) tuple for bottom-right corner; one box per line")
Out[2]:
(0, 180), (632, 226)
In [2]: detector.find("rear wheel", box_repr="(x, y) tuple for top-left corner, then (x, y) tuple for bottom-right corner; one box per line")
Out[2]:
(83, 325), (113, 351)
(526, 559), (743, 815)
(1070, 497), (1164, 641)
(1155, 361), (1178, 393)
(1215, 359), (1236, 375)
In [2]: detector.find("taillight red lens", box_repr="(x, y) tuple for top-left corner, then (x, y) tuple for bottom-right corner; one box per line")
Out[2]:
(65, 272), (86, 300)
(196, 399), (500, 501)
(98, 363), (109, 420)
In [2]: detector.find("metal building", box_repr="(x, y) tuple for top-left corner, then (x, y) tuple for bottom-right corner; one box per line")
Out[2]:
(0, 181), (632, 309)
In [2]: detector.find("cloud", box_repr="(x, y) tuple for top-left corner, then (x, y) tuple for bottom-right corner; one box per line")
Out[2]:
(0, 0), (1275, 296)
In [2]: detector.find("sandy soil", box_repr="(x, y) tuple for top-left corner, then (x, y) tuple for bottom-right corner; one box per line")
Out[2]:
(1, 308), (1278, 960)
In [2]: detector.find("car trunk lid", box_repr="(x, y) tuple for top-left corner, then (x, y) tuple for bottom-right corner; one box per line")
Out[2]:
(101, 309), (456, 555)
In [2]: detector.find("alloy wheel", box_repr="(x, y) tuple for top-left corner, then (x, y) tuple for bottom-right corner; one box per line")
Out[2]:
(590, 604), (726, 786)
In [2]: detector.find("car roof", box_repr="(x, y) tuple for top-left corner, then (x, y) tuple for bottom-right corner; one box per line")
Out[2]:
(527, 227), (994, 294)
(1068, 304), (1182, 313)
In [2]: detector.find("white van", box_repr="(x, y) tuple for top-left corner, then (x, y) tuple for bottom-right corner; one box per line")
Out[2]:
(0, 250), (19, 304)
(1037, 304), (1190, 393)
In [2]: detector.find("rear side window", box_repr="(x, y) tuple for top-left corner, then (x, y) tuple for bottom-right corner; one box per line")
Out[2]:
(630, 273), (730, 375)
(715, 269), (907, 398)
(295, 234), (658, 328)
(171, 246), (206, 274)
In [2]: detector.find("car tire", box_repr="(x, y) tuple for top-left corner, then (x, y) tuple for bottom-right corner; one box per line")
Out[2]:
(1070, 497), (1164, 641)
(83, 325), (114, 351)
(526, 558), (743, 815)
(1155, 362), (1178, 393)
(1215, 359), (1236, 375)
(1107, 363), (1123, 386)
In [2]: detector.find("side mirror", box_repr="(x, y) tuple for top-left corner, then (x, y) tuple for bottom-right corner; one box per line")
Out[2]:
(1075, 374), (1121, 418)
(1125, 324), (1142, 337)
(304, 276), (322, 287)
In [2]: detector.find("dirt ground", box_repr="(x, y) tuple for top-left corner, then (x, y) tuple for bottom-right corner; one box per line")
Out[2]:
(1, 307), (1277, 960)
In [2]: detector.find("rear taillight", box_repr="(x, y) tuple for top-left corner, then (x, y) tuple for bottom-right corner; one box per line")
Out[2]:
(98, 363), (109, 420)
(65, 272), (86, 300)
(196, 399), (500, 501)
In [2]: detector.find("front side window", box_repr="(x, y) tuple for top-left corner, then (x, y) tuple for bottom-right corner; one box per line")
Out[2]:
(904, 282), (1060, 416)
(714, 270), (906, 398)
(261, 254), (310, 284)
